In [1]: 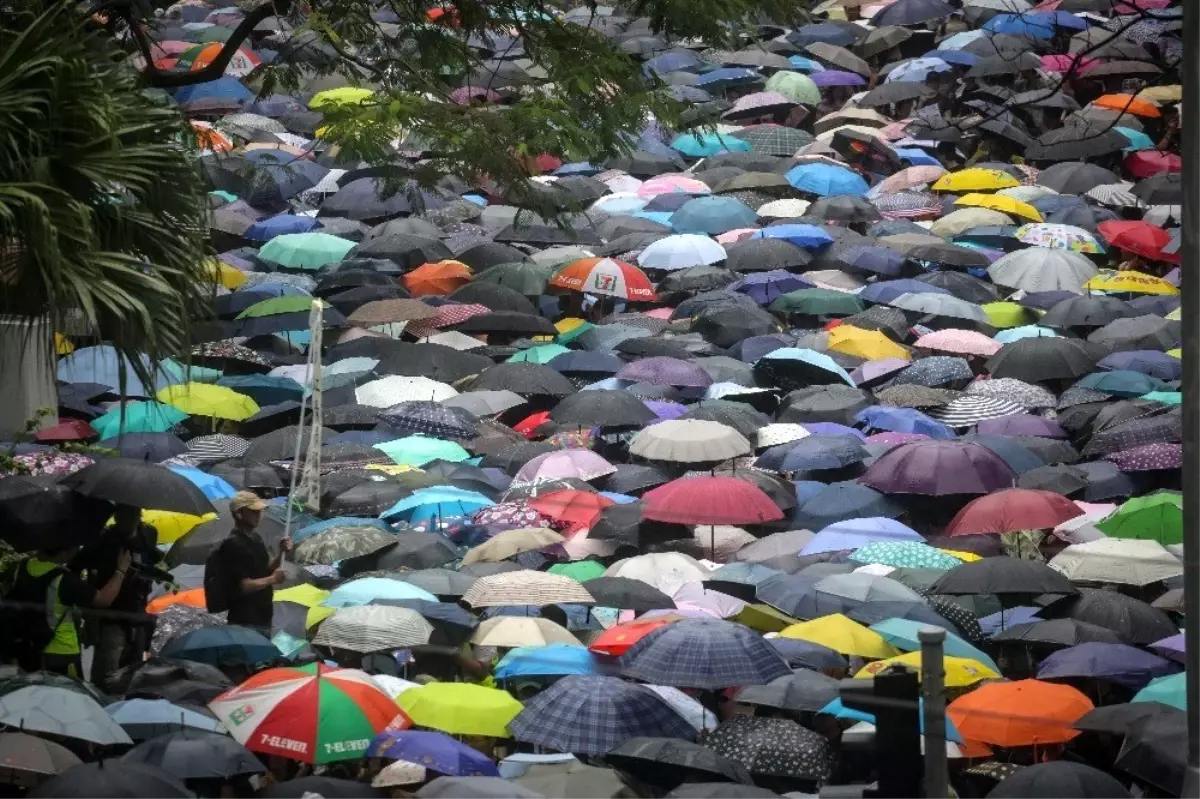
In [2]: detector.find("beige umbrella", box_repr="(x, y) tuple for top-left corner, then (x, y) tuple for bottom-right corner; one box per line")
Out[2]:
(348, 298), (440, 326)
(929, 208), (1014, 238)
(462, 570), (595, 607)
(877, 232), (947, 252)
(312, 606), (433, 653)
(757, 199), (811, 218)
(1048, 539), (1182, 587)
(462, 527), (564, 565)
(805, 42), (871, 77)
(814, 109), (891, 136)
(356, 375), (457, 406)
(628, 419), (752, 463)
(470, 617), (583, 648)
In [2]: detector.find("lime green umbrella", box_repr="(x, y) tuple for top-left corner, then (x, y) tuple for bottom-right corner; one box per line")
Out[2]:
(508, 344), (571, 365)
(258, 232), (355, 271)
(769, 288), (864, 317)
(91, 401), (188, 438)
(374, 436), (470, 467)
(237, 295), (322, 319)
(548, 561), (606, 582)
(764, 71), (820, 105)
(1096, 491), (1182, 545)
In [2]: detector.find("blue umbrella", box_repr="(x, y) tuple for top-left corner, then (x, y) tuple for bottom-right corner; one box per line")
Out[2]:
(855, 406), (956, 439)
(801, 516), (923, 555)
(1037, 643), (1179, 689)
(769, 638), (847, 670)
(694, 67), (762, 90)
(895, 148), (942, 167)
(994, 325), (1061, 344)
(494, 644), (599, 681)
(671, 196), (758, 235)
(731, 270), (814, 305)
(979, 606), (1040, 636)
(620, 619), (790, 689)
(293, 516), (391, 543)
(869, 618), (999, 671)
(838, 246), (907, 277)
(757, 435), (868, 472)
(381, 487), (495, 524)
(168, 466), (236, 499)
(786, 163), (870, 197)
(788, 57), (826, 72)
(644, 51), (705, 76)
(1097, 350), (1182, 380)
(172, 77), (254, 106)
(216, 375), (304, 406)
(885, 57), (953, 83)
(244, 214), (321, 241)
(324, 577), (438, 607)
(509, 676), (697, 755)
(1115, 127), (1155, 152)
(859, 279), (952, 304)
(669, 132), (753, 157)
(926, 49), (979, 67)
(788, 23), (859, 47)
(792, 482), (904, 529)
(553, 161), (599, 176)
(105, 699), (224, 740)
(57, 345), (188, 397)
(982, 12), (1057, 38)
(158, 625), (279, 667)
(751, 224), (835, 248)
(369, 731), (500, 777)
(819, 698), (963, 742)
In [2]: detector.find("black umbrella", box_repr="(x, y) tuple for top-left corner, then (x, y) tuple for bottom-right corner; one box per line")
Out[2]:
(455, 242), (537, 273)
(264, 777), (384, 798)
(681, 402), (771, 439)
(29, 761), (190, 798)
(326, 285), (411, 315)
(733, 670), (839, 713)
(707, 715), (834, 784)
(1132, 173), (1182, 205)
(986, 761), (1131, 798)
(929, 559), (1078, 605)
(666, 785), (779, 798)
(372, 532), (459, 570)
(1088, 316), (1180, 353)
(606, 151), (687, 177)
(1026, 125), (1129, 161)
(724, 239), (813, 273)
(374, 343), (493, 383)
(777, 385), (872, 426)
(607, 738), (755, 790)
(1114, 713), (1187, 797)
(207, 459), (285, 492)
(1073, 701), (1181, 735)
(1041, 295), (1136, 328)
(61, 459), (214, 516)
(659, 266), (739, 296)
(584, 576), (676, 612)
(1038, 588), (1177, 645)
(857, 81), (934, 108)
(985, 338), (1104, 382)
(313, 269), (399, 298)
(0, 475), (115, 552)
(550, 390), (657, 428)
(600, 464), (671, 495)
(122, 728), (264, 781)
(468, 362), (576, 396)
(319, 178), (447, 221)
(348, 233), (452, 270)
(1036, 163), (1119, 194)
(244, 425), (337, 462)
(993, 618), (1125, 648)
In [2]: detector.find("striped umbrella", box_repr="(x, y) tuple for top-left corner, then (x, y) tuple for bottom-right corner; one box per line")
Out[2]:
(184, 434), (250, 464)
(461, 570), (595, 608)
(872, 191), (943, 219)
(928, 395), (1025, 427)
(209, 664), (411, 764)
(311, 606), (433, 653)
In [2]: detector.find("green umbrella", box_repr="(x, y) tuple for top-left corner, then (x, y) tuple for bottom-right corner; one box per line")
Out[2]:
(257, 232), (355, 271)
(1140, 391), (1181, 405)
(473, 262), (553, 295)
(508, 344), (571, 365)
(1132, 672), (1186, 711)
(764, 71), (821, 105)
(556, 321), (596, 345)
(769, 288), (864, 317)
(548, 561), (606, 582)
(1096, 491), (1182, 545)
(237, 295), (321, 319)
(90, 401), (188, 438)
(374, 436), (470, 467)
(209, 190), (238, 202)
(848, 541), (961, 571)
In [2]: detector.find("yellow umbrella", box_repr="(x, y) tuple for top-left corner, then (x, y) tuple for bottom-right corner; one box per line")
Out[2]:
(1167, 348), (1181, 359)
(827, 325), (910, 361)
(780, 614), (900, 659)
(735, 603), (799, 633)
(140, 510), (216, 545)
(309, 87), (374, 109)
(955, 193), (1042, 222)
(275, 584), (334, 628)
(855, 652), (1000, 687)
(932, 168), (1021, 192)
(205, 259), (246, 290)
(938, 548), (982, 563)
(1137, 85), (1181, 104)
(54, 333), (74, 355)
(366, 463), (420, 476)
(156, 383), (260, 421)
(1166, 307), (1181, 321)
(981, 301), (1033, 329)
(1085, 272), (1180, 296)
(397, 683), (523, 737)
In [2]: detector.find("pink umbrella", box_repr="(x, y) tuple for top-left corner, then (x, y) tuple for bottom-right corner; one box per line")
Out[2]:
(1042, 54), (1097, 73)
(914, 329), (1003, 357)
(716, 228), (760, 244)
(637, 175), (711, 199)
(514, 449), (617, 483)
(877, 165), (948, 194)
(641, 308), (674, 320)
(671, 583), (746, 618)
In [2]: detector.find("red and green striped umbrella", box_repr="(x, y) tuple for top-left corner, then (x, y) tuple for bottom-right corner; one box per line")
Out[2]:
(209, 663), (410, 764)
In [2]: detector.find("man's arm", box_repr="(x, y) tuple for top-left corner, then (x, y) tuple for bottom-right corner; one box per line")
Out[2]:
(240, 574), (281, 594)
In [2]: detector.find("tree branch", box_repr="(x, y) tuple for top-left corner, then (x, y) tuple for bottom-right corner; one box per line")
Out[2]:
(138, 0), (286, 88)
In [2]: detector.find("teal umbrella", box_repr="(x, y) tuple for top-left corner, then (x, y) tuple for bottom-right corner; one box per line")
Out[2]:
(91, 401), (188, 438)
(508, 344), (571, 364)
(869, 618), (1000, 672)
(849, 541), (963, 571)
(374, 436), (470, 467)
(257, 232), (355, 270)
(670, 133), (752, 157)
(1133, 672), (1186, 711)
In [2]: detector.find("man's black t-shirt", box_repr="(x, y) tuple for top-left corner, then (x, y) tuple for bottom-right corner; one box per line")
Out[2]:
(78, 523), (161, 614)
(220, 529), (274, 629)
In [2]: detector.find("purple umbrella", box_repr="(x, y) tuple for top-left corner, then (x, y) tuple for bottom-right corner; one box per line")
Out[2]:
(1150, 633), (1185, 664)
(850, 358), (910, 387)
(809, 70), (867, 87)
(803, 421), (867, 439)
(1036, 643), (1180, 688)
(859, 439), (1017, 495)
(731, 270), (814, 305)
(644, 400), (688, 420)
(1104, 442), (1182, 472)
(975, 414), (1068, 439)
(616, 357), (714, 388)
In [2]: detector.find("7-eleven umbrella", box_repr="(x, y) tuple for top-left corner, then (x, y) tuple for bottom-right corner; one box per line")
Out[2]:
(208, 663), (410, 764)
(550, 258), (657, 301)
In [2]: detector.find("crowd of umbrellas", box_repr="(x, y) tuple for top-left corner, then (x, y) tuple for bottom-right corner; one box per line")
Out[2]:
(0, 0), (1190, 796)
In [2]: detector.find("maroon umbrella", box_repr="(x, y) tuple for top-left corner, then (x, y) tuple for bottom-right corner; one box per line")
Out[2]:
(974, 414), (1068, 439)
(943, 489), (1083, 536)
(859, 439), (1016, 496)
(1103, 442), (1182, 472)
(642, 476), (784, 525)
(616, 357), (714, 388)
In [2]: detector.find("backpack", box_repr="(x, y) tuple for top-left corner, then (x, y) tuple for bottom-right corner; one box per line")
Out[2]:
(204, 541), (233, 613)
(0, 559), (68, 668)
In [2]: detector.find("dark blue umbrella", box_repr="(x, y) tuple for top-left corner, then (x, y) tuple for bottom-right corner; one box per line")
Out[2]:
(791, 481), (904, 529)
(368, 731), (500, 777)
(158, 625), (279, 667)
(855, 406), (956, 439)
(1036, 643), (1180, 689)
(757, 435), (868, 471)
(1097, 351), (1183, 381)
(859, 279), (951, 305)
(731, 271), (813, 306)
(244, 214), (321, 242)
(695, 68), (763, 90)
(964, 434), (1047, 474)
(768, 638), (848, 670)
(871, 0), (953, 26)
(727, 334), (795, 363)
(787, 23), (860, 48)
(508, 675), (697, 755)
(620, 620), (791, 689)
(838, 246), (907, 277)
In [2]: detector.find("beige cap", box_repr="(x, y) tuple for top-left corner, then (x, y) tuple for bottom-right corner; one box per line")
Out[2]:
(230, 491), (268, 513)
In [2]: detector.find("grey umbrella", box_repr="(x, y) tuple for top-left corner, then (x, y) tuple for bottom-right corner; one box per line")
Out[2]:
(0, 686), (131, 746)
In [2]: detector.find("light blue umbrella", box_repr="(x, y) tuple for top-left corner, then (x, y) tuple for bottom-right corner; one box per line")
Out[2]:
(106, 698), (224, 739)
(785, 163), (869, 197)
(869, 618), (1000, 672)
(751, 224), (834, 248)
(885, 57), (952, 83)
(1115, 126), (1154, 152)
(381, 487), (495, 523)
(788, 56), (825, 72)
(671, 196), (758, 235)
(895, 148), (942, 167)
(1132, 672), (1187, 711)
(993, 325), (1061, 343)
(324, 577), (438, 607)
(669, 132), (753, 157)
(494, 644), (599, 681)
(801, 517), (923, 555)
(819, 697), (963, 743)
(694, 67), (762, 90)
(294, 516), (391, 543)
(936, 31), (986, 50)
(374, 436), (471, 467)
(57, 345), (194, 397)
(168, 465), (236, 499)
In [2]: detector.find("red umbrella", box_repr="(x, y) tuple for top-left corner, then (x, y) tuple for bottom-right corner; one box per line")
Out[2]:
(513, 410), (551, 439)
(588, 617), (677, 656)
(34, 419), (97, 442)
(641, 476), (783, 525)
(944, 488), (1083, 536)
(1097, 221), (1180, 264)
(1124, 151), (1181, 179)
(529, 489), (615, 525)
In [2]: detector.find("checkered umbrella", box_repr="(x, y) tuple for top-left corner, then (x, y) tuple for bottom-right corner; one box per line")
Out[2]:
(620, 619), (791, 689)
(508, 675), (697, 755)
(728, 126), (813, 156)
(380, 401), (478, 438)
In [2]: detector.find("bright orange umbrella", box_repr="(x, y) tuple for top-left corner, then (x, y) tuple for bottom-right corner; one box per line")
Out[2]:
(146, 588), (207, 614)
(947, 679), (1092, 748)
(1093, 94), (1161, 118)
(588, 617), (678, 656)
(403, 260), (473, 296)
(190, 121), (233, 152)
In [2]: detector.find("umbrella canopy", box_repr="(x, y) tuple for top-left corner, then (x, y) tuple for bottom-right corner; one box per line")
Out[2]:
(620, 619), (791, 689)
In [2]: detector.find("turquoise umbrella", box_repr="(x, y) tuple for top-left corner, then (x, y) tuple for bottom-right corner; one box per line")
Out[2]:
(374, 436), (470, 467)
(257, 232), (355, 270)
(869, 618), (1000, 672)
(508, 344), (571, 364)
(91, 401), (188, 438)
(1114, 126), (1154, 152)
(1132, 672), (1186, 711)
(381, 487), (494, 523)
(849, 541), (963, 571)
(669, 132), (752, 157)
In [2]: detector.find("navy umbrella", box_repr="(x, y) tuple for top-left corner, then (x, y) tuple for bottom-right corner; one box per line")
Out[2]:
(620, 619), (791, 689)
(1035, 643), (1179, 689)
(158, 625), (281, 668)
(96, 433), (187, 462)
(791, 481), (903, 529)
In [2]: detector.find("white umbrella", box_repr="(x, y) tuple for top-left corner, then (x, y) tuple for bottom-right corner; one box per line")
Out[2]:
(629, 419), (752, 462)
(356, 376), (457, 407)
(604, 552), (711, 594)
(1048, 539), (1182, 586)
(636, 235), (727, 271)
(757, 423), (811, 448)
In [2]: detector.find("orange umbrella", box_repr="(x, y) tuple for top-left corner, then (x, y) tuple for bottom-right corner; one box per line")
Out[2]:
(190, 121), (233, 152)
(947, 679), (1092, 748)
(588, 617), (678, 656)
(1093, 94), (1161, 118)
(403, 260), (473, 296)
(146, 588), (207, 614)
